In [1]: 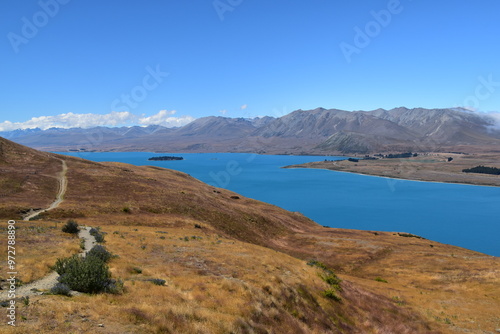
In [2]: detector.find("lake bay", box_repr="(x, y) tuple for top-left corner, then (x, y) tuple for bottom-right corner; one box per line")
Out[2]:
(59, 152), (500, 256)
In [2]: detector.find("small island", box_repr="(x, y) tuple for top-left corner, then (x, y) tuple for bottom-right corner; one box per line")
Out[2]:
(148, 156), (184, 161)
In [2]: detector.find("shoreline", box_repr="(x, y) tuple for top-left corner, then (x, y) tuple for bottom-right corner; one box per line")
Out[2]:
(285, 165), (500, 188)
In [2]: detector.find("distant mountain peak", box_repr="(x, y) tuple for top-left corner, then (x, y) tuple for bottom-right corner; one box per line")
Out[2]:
(3, 107), (500, 154)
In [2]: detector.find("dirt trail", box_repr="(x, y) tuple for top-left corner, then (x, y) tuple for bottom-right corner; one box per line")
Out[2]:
(0, 226), (96, 300)
(24, 159), (68, 221)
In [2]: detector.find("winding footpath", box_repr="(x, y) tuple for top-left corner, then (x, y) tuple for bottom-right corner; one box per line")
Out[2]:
(1, 160), (98, 299)
(0, 227), (97, 299)
(0, 226), (96, 300)
(24, 159), (68, 221)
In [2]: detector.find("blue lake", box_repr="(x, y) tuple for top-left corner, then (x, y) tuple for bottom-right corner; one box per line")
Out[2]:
(58, 152), (500, 257)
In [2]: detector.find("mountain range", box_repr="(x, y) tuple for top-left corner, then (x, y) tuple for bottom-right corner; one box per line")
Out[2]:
(3, 107), (500, 154)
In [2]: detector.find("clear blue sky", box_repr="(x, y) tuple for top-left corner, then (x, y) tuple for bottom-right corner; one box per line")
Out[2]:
(1, 0), (500, 130)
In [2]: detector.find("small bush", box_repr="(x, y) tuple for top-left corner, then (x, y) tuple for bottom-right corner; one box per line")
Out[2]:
(103, 278), (124, 295)
(50, 283), (72, 296)
(146, 278), (166, 286)
(90, 228), (106, 243)
(62, 220), (79, 234)
(87, 245), (112, 263)
(375, 277), (388, 283)
(54, 255), (117, 294)
(122, 207), (131, 214)
(308, 259), (342, 301)
(131, 267), (142, 274)
(322, 289), (341, 301)
(306, 260), (328, 270)
(89, 227), (99, 236)
(321, 273), (342, 290)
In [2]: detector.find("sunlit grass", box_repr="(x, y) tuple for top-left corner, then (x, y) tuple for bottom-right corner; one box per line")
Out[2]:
(0, 221), (80, 283)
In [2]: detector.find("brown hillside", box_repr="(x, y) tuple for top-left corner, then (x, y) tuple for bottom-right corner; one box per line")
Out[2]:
(0, 137), (63, 217)
(0, 137), (498, 333)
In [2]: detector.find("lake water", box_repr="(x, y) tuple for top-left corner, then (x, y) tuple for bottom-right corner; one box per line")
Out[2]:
(59, 152), (500, 256)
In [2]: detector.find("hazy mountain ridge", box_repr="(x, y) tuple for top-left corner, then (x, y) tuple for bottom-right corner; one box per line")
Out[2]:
(3, 107), (500, 153)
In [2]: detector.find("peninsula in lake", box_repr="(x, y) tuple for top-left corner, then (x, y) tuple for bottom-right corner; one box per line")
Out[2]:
(285, 152), (500, 187)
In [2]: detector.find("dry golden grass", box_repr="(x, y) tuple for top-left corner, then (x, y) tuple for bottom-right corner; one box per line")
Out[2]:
(0, 222), (436, 334)
(0, 138), (62, 217)
(0, 137), (497, 333)
(274, 228), (500, 334)
(0, 221), (80, 284)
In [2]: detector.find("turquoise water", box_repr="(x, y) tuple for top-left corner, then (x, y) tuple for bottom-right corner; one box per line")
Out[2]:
(59, 152), (500, 256)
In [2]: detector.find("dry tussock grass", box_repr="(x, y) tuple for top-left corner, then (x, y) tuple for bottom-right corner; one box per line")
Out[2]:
(0, 139), (497, 333)
(0, 224), (336, 333)
(0, 221), (80, 283)
(0, 222), (434, 333)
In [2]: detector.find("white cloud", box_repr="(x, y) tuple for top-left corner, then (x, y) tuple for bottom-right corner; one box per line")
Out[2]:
(0, 111), (136, 131)
(482, 111), (500, 130)
(219, 109), (228, 115)
(240, 104), (248, 110)
(138, 110), (195, 127)
(0, 110), (196, 131)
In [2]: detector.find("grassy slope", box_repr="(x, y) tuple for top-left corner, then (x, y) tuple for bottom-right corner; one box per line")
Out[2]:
(0, 137), (498, 333)
(0, 138), (61, 216)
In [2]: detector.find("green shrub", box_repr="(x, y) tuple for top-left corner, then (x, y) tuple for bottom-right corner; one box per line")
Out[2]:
(103, 279), (124, 294)
(131, 267), (142, 274)
(321, 273), (342, 290)
(87, 245), (112, 263)
(322, 288), (341, 301)
(306, 259), (328, 270)
(375, 277), (388, 283)
(146, 278), (166, 286)
(89, 227), (99, 236)
(62, 220), (79, 234)
(50, 283), (71, 296)
(54, 255), (118, 294)
(308, 259), (342, 301)
(90, 227), (106, 243)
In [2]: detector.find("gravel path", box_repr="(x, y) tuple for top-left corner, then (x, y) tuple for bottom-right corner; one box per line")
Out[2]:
(24, 159), (68, 221)
(0, 226), (96, 300)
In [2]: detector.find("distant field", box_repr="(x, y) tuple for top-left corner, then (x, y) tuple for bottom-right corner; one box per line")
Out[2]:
(285, 153), (500, 187)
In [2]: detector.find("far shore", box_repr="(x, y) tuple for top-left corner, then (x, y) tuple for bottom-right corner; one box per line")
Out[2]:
(283, 153), (500, 188)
